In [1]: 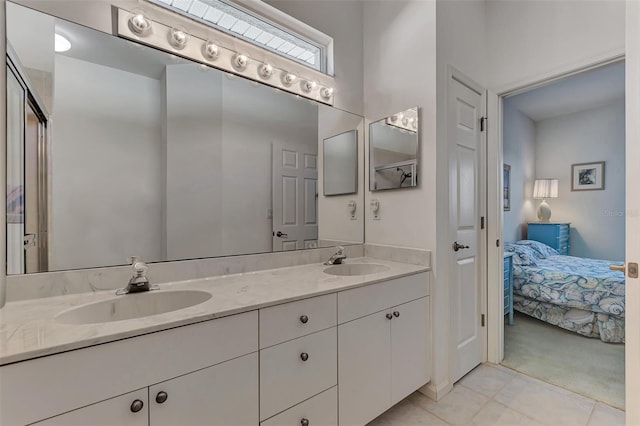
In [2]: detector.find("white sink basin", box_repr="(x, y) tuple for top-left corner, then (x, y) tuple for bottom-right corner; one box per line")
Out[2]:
(56, 290), (212, 325)
(323, 263), (390, 276)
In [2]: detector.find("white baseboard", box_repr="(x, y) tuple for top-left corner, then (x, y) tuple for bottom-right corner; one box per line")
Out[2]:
(418, 379), (453, 401)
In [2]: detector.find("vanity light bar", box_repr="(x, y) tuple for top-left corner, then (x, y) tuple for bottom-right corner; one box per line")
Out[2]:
(116, 8), (335, 105)
(385, 107), (418, 133)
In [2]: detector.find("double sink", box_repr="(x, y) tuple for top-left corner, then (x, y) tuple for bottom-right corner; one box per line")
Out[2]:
(55, 263), (389, 325)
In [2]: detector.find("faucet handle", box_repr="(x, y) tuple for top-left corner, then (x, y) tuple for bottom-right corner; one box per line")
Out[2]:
(128, 256), (147, 274)
(336, 246), (345, 254)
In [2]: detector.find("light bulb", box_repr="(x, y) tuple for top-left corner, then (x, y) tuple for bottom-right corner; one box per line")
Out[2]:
(54, 34), (71, 52)
(282, 72), (297, 86)
(202, 41), (220, 60)
(233, 53), (248, 70)
(168, 27), (189, 49)
(320, 87), (333, 99)
(128, 11), (152, 36)
(259, 63), (274, 79)
(301, 80), (316, 93)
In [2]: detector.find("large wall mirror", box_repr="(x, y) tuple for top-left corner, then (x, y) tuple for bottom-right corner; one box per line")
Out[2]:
(369, 107), (419, 191)
(5, 1), (364, 275)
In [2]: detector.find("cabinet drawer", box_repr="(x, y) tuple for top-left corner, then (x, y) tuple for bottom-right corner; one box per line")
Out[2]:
(338, 273), (428, 324)
(0, 310), (258, 426)
(33, 389), (149, 426)
(260, 293), (337, 349)
(260, 328), (337, 420)
(261, 386), (337, 426)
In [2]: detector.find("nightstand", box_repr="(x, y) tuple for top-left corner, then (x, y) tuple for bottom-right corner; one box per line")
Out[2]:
(504, 252), (514, 326)
(527, 222), (571, 255)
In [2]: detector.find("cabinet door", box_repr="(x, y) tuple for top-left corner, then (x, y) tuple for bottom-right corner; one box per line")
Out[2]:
(390, 297), (431, 405)
(338, 310), (391, 426)
(149, 352), (258, 426)
(33, 389), (148, 426)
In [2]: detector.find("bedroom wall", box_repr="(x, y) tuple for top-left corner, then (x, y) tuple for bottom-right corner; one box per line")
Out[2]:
(502, 99), (536, 243)
(535, 100), (625, 261)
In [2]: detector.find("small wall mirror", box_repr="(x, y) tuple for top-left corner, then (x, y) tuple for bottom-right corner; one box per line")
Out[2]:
(323, 130), (358, 196)
(369, 107), (419, 191)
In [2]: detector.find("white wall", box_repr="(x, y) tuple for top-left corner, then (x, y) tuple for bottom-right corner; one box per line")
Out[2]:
(265, 0), (364, 116)
(0, 0), (6, 307)
(502, 100), (536, 243)
(51, 55), (163, 270)
(486, 0), (625, 92)
(535, 100), (625, 260)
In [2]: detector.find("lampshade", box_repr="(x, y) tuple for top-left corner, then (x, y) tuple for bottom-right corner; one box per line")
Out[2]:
(533, 179), (558, 199)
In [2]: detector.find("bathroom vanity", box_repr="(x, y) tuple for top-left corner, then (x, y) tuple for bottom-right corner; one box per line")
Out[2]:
(0, 259), (430, 426)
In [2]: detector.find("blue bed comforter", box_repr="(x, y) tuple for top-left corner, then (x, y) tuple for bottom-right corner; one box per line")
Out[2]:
(513, 255), (625, 317)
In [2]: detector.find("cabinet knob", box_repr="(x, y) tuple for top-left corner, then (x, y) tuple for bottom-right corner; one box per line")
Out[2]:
(155, 391), (168, 404)
(300, 315), (309, 324)
(301, 418), (310, 426)
(393, 311), (400, 318)
(130, 399), (144, 413)
(386, 313), (393, 320)
(300, 352), (309, 362)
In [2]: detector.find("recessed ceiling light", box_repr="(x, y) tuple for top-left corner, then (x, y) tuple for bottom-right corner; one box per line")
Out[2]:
(55, 34), (71, 52)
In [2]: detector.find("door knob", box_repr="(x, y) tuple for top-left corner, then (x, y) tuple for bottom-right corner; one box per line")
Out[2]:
(452, 241), (469, 252)
(130, 399), (144, 413)
(611, 262), (639, 278)
(275, 231), (288, 238)
(300, 352), (309, 362)
(155, 391), (168, 404)
(299, 315), (309, 324)
(610, 263), (625, 273)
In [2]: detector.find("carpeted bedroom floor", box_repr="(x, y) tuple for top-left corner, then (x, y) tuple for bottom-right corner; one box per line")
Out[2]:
(502, 312), (625, 410)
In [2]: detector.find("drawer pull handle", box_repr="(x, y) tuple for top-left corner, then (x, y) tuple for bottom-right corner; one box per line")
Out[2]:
(386, 313), (393, 320)
(300, 352), (309, 362)
(155, 391), (168, 404)
(130, 399), (144, 413)
(300, 315), (309, 324)
(393, 311), (400, 318)
(301, 418), (310, 426)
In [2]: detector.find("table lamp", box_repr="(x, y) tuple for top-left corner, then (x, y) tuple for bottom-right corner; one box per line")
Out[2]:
(533, 178), (558, 223)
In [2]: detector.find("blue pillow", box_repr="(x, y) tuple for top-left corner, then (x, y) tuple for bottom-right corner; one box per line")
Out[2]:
(504, 243), (539, 266)
(515, 240), (559, 258)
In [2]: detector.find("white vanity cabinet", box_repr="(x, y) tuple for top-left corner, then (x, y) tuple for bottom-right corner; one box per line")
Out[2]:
(259, 294), (338, 424)
(337, 273), (430, 426)
(0, 311), (258, 426)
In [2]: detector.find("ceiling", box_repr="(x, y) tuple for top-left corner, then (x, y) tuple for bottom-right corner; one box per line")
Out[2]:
(504, 61), (625, 122)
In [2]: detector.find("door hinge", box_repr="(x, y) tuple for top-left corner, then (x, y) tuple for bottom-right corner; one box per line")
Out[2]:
(481, 314), (485, 327)
(480, 216), (485, 230)
(480, 116), (487, 132)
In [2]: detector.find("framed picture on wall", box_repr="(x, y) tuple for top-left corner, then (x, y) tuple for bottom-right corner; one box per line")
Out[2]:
(571, 161), (605, 191)
(503, 164), (511, 211)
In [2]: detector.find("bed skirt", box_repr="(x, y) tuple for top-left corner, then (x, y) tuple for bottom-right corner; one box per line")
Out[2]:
(513, 294), (625, 343)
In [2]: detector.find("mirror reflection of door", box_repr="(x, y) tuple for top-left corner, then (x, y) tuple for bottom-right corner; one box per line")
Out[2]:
(272, 141), (318, 251)
(6, 61), (49, 274)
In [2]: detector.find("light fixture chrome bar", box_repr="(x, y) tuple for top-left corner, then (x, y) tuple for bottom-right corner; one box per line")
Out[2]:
(116, 8), (334, 105)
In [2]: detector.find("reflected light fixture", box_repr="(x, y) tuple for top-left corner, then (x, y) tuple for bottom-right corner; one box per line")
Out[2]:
(54, 34), (71, 52)
(282, 73), (297, 86)
(232, 53), (248, 70)
(259, 63), (274, 79)
(533, 178), (559, 223)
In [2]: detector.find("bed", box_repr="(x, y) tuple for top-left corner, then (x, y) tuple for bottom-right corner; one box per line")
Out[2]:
(505, 240), (625, 343)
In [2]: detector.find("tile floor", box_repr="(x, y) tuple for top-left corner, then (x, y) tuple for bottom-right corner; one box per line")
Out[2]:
(368, 363), (625, 426)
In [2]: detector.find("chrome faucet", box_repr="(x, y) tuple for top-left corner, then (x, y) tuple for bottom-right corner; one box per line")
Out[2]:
(116, 257), (159, 295)
(324, 246), (347, 265)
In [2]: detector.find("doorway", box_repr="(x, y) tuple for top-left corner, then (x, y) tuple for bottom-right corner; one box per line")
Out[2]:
(498, 60), (625, 409)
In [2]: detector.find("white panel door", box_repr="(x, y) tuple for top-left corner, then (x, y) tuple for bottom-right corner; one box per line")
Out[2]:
(33, 389), (149, 426)
(626, 1), (640, 422)
(150, 352), (258, 426)
(449, 72), (485, 382)
(338, 310), (391, 426)
(272, 141), (318, 251)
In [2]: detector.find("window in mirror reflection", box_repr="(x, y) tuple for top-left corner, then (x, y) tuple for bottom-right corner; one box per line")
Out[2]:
(5, 2), (364, 274)
(369, 107), (419, 191)
(323, 130), (358, 196)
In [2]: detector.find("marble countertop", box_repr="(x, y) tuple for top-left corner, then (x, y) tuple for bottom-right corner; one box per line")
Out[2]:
(0, 257), (428, 365)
